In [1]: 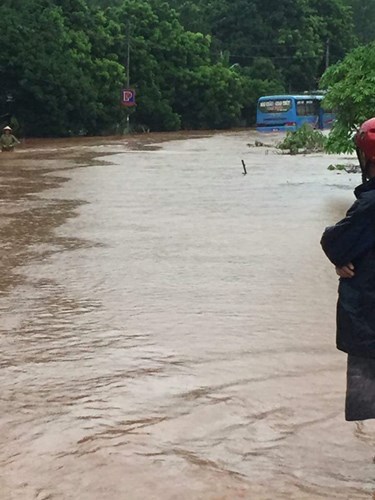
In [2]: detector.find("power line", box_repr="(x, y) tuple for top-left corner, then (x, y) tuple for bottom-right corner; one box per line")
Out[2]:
(218, 43), (322, 49)
(217, 53), (324, 61)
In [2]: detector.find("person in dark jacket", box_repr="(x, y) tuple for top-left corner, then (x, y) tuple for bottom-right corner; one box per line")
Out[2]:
(321, 117), (375, 422)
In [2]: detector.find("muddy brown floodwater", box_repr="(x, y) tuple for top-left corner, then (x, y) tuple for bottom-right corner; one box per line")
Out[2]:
(0, 131), (374, 500)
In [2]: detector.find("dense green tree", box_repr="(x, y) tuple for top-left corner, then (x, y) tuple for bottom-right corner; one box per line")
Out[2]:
(167, 0), (356, 91)
(320, 43), (375, 153)
(172, 64), (244, 129)
(166, 0), (211, 34)
(343, 0), (375, 44)
(0, 0), (360, 136)
(0, 0), (125, 136)
(106, 0), (256, 130)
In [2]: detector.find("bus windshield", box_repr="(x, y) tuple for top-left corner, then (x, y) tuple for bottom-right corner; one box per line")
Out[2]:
(258, 99), (292, 113)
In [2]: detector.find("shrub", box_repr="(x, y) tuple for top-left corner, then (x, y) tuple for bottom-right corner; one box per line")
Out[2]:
(277, 123), (327, 155)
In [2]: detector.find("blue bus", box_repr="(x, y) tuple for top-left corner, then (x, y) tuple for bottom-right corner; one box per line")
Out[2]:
(256, 94), (334, 132)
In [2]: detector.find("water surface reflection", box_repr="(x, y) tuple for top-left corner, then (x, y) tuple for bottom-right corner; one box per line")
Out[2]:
(0, 133), (373, 499)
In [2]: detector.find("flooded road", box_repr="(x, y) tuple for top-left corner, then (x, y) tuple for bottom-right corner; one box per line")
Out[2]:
(0, 131), (374, 499)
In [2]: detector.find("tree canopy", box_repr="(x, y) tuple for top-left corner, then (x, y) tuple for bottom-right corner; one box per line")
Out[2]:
(343, 0), (375, 44)
(0, 0), (368, 136)
(0, 0), (125, 136)
(321, 42), (375, 153)
(168, 0), (356, 90)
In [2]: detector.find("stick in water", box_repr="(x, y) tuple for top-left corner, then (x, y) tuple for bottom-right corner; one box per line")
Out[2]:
(242, 160), (247, 175)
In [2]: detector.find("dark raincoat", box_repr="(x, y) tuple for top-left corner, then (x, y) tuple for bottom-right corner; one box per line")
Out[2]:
(321, 178), (375, 358)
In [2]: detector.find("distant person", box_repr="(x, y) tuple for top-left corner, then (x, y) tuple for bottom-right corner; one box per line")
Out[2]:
(321, 117), (375, 423)
(0, 126), (20, 152)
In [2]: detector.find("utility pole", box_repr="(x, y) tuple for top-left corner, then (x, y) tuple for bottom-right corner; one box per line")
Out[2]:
(126, 20), (131, 133)
(325, 39), (330, 71)
(126, 20), (130, 89)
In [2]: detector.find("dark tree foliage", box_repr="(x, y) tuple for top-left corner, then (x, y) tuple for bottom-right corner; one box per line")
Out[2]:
(167, 0), (357, 91)
(106, 0), (255, 130)
(0, 0), (360, 135)
(321, 43), (375, 153)
(0, 0), (125, 136)
(343, 0), (375, 44)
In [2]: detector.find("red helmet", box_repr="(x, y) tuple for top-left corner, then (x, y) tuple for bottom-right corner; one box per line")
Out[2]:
(355, 118), (375, 163)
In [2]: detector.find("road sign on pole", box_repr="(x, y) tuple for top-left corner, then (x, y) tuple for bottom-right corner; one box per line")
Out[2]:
(121, 88), (136, 107)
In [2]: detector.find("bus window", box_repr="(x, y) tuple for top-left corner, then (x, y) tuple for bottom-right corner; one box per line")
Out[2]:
(258, 99), (292, 113)
(296, 99), (318, 116)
